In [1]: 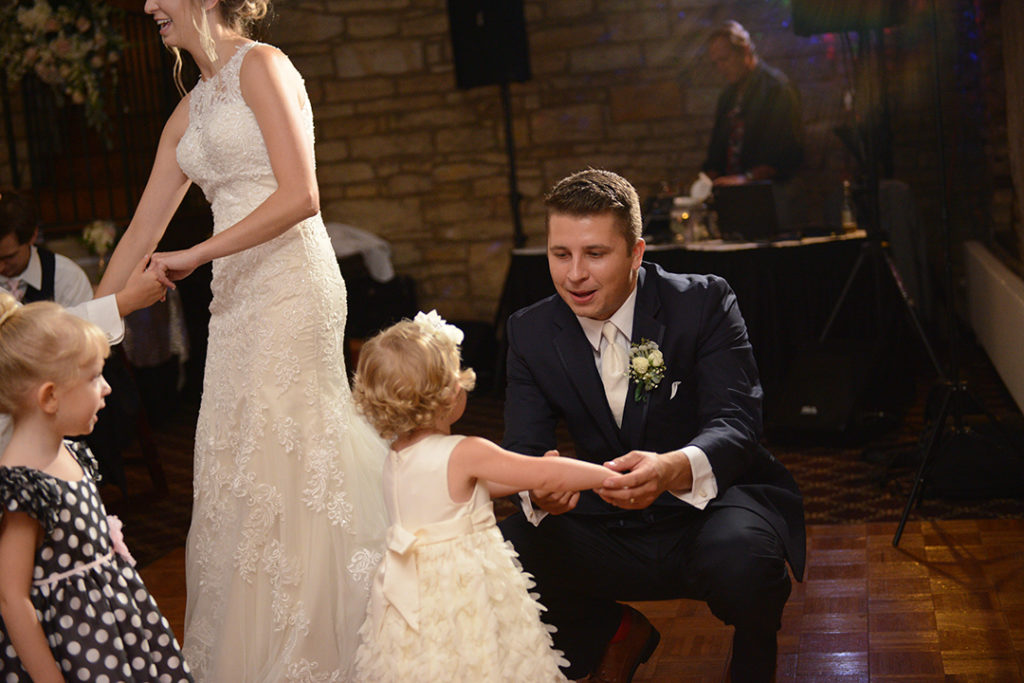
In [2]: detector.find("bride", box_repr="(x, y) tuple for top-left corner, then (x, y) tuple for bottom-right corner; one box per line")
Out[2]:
(96, 1), (388, 679)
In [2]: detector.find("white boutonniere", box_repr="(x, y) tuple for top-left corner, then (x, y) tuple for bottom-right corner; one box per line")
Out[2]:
(627, 339), (665, 401)
(413, 309), (464, 345)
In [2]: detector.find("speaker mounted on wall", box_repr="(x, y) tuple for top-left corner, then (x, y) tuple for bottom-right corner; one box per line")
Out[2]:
(791, 0), (908, 37)
(447, 0), (531, 90)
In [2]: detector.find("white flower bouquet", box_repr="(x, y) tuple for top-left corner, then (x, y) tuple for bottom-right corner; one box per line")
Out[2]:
(81, 219), (118, 274)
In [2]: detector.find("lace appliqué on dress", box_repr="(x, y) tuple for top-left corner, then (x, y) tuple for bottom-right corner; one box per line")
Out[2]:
(176, 42), (387, 681)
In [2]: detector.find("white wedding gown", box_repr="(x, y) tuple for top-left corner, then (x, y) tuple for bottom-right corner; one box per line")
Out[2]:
(176, 42), (388, 682)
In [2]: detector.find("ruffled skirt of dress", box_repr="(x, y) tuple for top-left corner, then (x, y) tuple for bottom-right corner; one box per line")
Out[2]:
(181, 224), (388, 682)
(354, 525), (568, 682)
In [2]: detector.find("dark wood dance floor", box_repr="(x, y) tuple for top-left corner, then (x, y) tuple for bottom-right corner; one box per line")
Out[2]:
(141, 518), (1024, 681)
(114, 333), (1023, 680)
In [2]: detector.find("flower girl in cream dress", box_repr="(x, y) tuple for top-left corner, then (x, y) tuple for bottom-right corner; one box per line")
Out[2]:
(351, 311), (617, 682)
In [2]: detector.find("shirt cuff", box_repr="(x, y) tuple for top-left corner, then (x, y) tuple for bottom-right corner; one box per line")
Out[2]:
(67, 295), (125, 345)
(669, 446), (718, 510)
(518, 491), (549, 526)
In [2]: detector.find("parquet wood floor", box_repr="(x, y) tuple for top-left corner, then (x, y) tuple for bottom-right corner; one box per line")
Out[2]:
(141, 518), (1024, 682)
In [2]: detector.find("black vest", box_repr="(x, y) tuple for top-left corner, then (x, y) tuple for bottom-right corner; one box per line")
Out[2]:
(21, 247), (57, 303)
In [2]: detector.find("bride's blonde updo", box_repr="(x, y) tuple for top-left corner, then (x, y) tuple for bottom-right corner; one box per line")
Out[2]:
(171, 0), (273, 94)
(217, 0), (271, 37)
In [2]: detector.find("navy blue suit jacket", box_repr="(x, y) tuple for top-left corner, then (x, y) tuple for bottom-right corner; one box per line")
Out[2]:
(503, 263), (806, 579)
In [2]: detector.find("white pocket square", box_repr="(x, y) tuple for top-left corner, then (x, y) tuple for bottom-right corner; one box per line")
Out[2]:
(670, 381), (681, 399)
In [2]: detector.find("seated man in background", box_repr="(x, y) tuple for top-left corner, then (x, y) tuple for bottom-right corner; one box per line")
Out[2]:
(1, 189), (98, 308)
(702, 21), (804, 186)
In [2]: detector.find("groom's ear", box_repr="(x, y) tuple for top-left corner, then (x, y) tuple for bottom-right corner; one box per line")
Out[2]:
(630, 237), (645, 272)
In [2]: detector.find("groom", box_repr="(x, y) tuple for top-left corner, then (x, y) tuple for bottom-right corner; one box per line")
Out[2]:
(499, 169), (805, 683)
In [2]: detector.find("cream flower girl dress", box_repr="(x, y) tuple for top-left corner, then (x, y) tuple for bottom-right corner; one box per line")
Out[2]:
(355, 433), (568, 682)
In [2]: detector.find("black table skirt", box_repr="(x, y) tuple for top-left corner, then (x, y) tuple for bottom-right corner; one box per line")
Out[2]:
(494, 236), (881, 399)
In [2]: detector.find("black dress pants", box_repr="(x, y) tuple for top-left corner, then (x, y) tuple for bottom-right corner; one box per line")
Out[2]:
(499, 504), (792, 682)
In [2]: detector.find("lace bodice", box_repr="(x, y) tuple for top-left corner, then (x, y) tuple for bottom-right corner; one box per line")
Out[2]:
(177, 42), (312, 224)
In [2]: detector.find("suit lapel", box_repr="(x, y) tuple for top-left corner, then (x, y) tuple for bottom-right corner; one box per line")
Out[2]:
(552, 300), (626, 452)
(621, 266), (665, 450)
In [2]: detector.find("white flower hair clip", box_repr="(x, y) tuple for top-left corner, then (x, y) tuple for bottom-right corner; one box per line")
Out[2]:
(413, 309), (464, 346)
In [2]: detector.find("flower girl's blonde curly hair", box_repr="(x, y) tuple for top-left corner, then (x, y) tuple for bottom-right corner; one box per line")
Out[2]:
(353, 319), (476, 442)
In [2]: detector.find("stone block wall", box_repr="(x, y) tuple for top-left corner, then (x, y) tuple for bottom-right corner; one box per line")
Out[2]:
(1, 0), (1010, 324)
(266, 0), (854, 322)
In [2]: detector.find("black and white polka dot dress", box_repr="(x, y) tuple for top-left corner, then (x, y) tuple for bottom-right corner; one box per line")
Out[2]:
(0, 442), (193, 682)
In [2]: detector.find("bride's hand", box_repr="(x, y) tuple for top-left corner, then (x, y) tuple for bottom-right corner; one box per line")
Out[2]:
(148, 249), (200, 288)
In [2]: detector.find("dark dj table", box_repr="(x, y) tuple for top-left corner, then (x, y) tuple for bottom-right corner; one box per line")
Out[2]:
(494, 232), (880, 399)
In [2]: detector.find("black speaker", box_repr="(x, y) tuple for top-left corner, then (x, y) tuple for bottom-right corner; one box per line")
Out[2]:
(791, 0), (907, 37)
(767, 341), (875, 436)
(446, 0), (531, 90)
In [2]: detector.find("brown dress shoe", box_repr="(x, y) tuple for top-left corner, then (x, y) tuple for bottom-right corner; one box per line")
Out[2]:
(584, 606), (661, 683)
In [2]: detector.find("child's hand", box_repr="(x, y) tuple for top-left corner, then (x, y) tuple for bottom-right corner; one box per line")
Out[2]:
(528, 450), (580, 514)
(598, 449), (693, 510)
(115, 254), (166, 316)
(597, 450), (664, 509)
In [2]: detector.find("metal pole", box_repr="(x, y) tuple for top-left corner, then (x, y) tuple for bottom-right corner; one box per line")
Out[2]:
(500, 81), (525, 248)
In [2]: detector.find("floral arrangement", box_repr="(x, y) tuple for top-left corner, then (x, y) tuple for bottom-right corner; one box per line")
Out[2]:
(81, 218), (118, 274)
(81, 218), (117, 257)
(0, 0), (125, 131)
(627, 339), (665, 401)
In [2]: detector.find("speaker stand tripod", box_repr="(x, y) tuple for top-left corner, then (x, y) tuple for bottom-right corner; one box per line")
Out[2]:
(890, 0), (1020, 546)
(499, 80), (526, 248)
(818, 232), (941, 378)
(816, 16), (1017, 547)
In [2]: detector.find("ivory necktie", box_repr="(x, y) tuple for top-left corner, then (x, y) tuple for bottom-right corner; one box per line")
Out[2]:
(601, 321), (628, 427)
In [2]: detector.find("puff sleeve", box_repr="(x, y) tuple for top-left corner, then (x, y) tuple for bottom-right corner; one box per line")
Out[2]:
(0, 466), (62, 533)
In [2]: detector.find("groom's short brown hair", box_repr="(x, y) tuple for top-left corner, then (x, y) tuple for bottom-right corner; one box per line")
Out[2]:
(544, 169), (643, 248)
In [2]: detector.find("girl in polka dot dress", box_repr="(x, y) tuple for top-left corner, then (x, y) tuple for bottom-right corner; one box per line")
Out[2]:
(0, 291), (193, 682)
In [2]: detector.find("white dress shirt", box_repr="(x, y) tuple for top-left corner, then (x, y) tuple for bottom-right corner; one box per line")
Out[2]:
(0, 245), (94, 307)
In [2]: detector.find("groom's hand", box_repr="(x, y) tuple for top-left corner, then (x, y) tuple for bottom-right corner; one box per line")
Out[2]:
(529, 450), (580, 515)
(598, 450), (693, 509)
